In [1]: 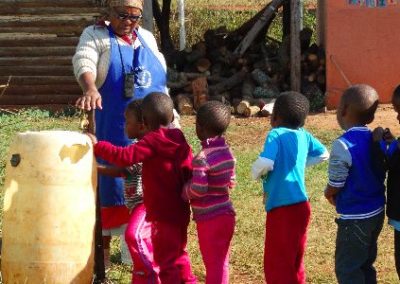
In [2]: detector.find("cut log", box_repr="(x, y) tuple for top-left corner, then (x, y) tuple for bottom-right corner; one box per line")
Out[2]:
(209, 69), (247, 95)
(253, 86), (279, 99)
(236, 100), (250, 115)
(192, 77), (208, 110)
(244, 105), (260, 117)
(302, 83), (325, 112)
(241, 77), (256, 98)
(209, 92), (231, 104)
(307, 53), (319, 70)
(251, 69), (271, 86)
(195, 58), (211, 73)
(234, 0), (285, 55)
(185, 41), (207, 63)
(174, 94), (194, 115)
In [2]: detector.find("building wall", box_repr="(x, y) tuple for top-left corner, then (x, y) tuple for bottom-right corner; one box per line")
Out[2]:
(324, 0), (400, 108)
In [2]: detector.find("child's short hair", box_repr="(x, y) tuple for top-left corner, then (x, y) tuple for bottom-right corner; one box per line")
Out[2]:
(393, 84), (400, 101)
(341, 84), (379, 125)
(197, 101), (231, 136)
(126, 99), (143, 123)
(142, 92), (173, 129)
(273, 91), (310, 129)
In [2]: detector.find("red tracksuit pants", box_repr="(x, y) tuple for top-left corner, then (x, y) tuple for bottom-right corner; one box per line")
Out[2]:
(264, 201), (311, 284)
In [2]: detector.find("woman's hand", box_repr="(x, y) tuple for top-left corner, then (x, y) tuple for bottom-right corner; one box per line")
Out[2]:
(75, 72), (103, 111)
(76, 88), (102, 111)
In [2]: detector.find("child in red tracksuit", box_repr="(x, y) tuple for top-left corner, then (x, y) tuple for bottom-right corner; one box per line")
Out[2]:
(89, 92), (196, 284)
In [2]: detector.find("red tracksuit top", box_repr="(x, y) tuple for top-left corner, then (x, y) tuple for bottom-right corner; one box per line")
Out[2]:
(94, 127), (193, 225)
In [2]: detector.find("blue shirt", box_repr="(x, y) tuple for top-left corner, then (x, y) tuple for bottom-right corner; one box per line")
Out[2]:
(328, 127), (385, 218)
(261, 127), (328, 212)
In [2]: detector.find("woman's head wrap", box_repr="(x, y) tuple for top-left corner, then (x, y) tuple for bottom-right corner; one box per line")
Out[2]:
(108, 0), (143, 10)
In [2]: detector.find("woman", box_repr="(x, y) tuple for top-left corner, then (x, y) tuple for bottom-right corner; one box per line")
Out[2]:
(73, 0), (169, 281)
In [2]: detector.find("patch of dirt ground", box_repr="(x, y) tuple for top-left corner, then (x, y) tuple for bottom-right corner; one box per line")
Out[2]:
(181, 104), (399, 148)
(307, 104), (398, 134)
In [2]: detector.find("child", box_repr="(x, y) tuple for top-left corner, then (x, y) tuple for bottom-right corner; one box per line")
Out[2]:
(373, 84), (400, 279)
(251, 91), (329, 284)
(97, 99), (158, 283)
(182, 101), (236, 284)
(324, 84), (385, 283)
(90, 92), (196, 284)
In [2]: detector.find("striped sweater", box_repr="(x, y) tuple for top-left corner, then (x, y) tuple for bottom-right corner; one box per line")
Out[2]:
(183, 136), (236, 221)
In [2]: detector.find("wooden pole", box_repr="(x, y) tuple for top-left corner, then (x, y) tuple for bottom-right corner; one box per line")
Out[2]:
(87, 110), (107, 284)
(290, 0), (301, 92)
(142, 0), (154, 32)
(234, 0), (284, 56)
(178, 0), (186, 51)
(282, 0), (290, 37)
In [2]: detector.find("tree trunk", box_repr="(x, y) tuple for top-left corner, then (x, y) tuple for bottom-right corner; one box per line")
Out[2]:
(152, 0), (175, 54)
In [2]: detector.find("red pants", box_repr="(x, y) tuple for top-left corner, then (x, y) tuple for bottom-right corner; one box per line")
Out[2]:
(197, 214), (235, 284)
(125, 204), (159, 284)
(151, 220), (196, 284)
(264, 202), (311, 284)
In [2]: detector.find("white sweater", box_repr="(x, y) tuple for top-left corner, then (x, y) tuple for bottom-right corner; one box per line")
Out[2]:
(72, 24), (167, 89)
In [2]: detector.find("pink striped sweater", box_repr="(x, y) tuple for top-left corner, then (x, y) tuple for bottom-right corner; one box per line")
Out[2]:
(183, 136), (236, 221)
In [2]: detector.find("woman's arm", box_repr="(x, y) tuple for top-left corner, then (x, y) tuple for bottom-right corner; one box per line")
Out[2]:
(72, 26), (105, 110)
(75, 72), (102, 110)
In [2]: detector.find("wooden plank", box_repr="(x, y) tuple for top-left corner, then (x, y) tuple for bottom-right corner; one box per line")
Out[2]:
(1, 0), (96, 8)
(0, 6), (104, 15)
(0, 16), (95, 28)
(290, 0), (301, 92)
(0, 76), (77, 85)
(0, 26), (89, 35)
(3, 85), (81, 95)
(0, 66), (73, 76)
(234, 0), (285, 55)
(0, 36), (79, 47)
(0, 56), (73, 66)
(0, 46), (76, 57)
(0, 94), (79, 105)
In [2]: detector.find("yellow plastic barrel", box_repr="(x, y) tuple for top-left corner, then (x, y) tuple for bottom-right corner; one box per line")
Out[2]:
(1, 131), (97, 283)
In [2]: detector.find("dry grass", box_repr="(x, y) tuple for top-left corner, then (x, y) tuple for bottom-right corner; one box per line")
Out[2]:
(1, 110), (397, 283)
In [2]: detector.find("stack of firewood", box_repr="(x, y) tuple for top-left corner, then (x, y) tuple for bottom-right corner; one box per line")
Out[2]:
(167, 4), (326, 116)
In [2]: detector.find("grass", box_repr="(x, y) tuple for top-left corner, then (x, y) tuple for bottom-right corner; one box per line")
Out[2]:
(167, 1), (318, 49)
(0, 109), (398, 283)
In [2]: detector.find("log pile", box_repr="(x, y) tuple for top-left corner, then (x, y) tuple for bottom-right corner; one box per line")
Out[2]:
(168, 3), (326, 116)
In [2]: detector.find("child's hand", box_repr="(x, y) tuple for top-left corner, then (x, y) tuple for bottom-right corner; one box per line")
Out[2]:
(383, 128), (395, 143)
(324, 185), (339, 206)
(86, 133), (98, 145)
(372, 127), (385, 142)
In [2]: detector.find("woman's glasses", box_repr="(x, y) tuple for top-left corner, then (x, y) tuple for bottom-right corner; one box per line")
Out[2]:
(115, 12), (142, 22)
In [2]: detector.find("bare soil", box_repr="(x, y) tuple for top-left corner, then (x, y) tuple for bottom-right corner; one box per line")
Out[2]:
(181, 104), (399, 149)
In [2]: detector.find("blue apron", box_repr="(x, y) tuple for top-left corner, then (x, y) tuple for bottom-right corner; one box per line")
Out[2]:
(96, 27), (167, 207)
